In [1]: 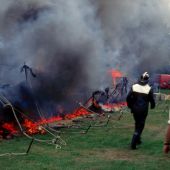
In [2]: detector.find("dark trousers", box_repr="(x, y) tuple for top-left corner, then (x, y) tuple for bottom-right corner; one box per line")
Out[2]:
(131, 111), (148, 148)
(133, 111), (148, 136)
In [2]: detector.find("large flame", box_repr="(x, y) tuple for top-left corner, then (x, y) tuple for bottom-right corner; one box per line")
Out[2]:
(0, 99), (127, 136)
(0, 107), (91, 136)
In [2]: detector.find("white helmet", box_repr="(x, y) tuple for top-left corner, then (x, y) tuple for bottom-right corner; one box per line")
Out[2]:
(141, 72), (149, 82)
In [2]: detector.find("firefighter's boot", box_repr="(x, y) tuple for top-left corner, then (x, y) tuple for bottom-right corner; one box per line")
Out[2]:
(136, 136), (142, 145)
(131, 133), (138, 150)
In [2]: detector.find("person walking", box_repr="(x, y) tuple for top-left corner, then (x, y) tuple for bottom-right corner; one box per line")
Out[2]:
(126, 72), (155, 149)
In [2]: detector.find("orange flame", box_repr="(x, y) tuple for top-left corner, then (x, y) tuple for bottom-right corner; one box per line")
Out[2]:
(109, 69), (123, 78)
(65, 107), (90, 119)
(108, 69), (124, 87)
(23, 116), (63, 135)
(1, 100), (127, 136)
(103, 102), (127, 109)
(2, 123), (18, 135)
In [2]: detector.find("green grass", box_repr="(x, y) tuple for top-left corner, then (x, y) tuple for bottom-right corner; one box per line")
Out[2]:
(0, 101), (170, 170)
(160, 89), (170, 94)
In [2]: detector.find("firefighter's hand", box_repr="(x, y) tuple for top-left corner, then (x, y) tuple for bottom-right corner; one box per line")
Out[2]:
(163, 144), (170, 154)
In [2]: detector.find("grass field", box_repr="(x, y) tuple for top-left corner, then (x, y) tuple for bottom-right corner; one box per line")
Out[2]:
(0, 96), (170, 169)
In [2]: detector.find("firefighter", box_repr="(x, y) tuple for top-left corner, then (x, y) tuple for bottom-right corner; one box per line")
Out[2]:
(163, 119), (170, 154)
(126, 72), (155, 149)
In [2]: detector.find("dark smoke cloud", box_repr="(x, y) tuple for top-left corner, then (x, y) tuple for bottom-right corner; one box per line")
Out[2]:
(0, 0), (108, 114)
(0, 0), (108, 85)
(0, 0), (170, 114)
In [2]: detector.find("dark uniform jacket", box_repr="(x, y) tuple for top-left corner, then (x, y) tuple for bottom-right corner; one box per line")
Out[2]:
(126, 81), (155, 114)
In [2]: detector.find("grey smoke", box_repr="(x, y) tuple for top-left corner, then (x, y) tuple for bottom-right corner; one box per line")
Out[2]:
(0, 0), (170, 111)
(93, 0), (170, 76)
(0, 0), (107, 86)
(0, 0), (108, 114)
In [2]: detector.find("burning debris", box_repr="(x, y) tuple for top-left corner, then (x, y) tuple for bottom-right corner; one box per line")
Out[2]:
(2, 0), (170, 157)
(0, 65), (129, 158)
(0, 66), (128, 140)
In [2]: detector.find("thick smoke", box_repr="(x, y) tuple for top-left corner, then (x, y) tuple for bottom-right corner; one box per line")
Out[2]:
(0, 0), (170, 114)
(93, 0), (170, 76)
(0, 0), (108, 114)
(0, 0), (105, 87)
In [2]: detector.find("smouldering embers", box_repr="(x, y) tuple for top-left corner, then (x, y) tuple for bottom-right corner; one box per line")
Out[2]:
(0, 100), (127, 137)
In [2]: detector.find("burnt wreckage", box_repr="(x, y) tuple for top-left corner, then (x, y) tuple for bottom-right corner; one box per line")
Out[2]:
(0, 64), (128, 156)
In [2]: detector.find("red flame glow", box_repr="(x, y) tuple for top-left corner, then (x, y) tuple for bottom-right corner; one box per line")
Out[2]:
(0, 101), (127, 136)
(2, 123), (18, 135)
(109, 69), (123, 78)
(65, 107), (90, 119)
(22, 116), (63, 135)
(103, 102), (127, 110)
(108, 69), (124, 87)
(21, 108), (90, 135)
